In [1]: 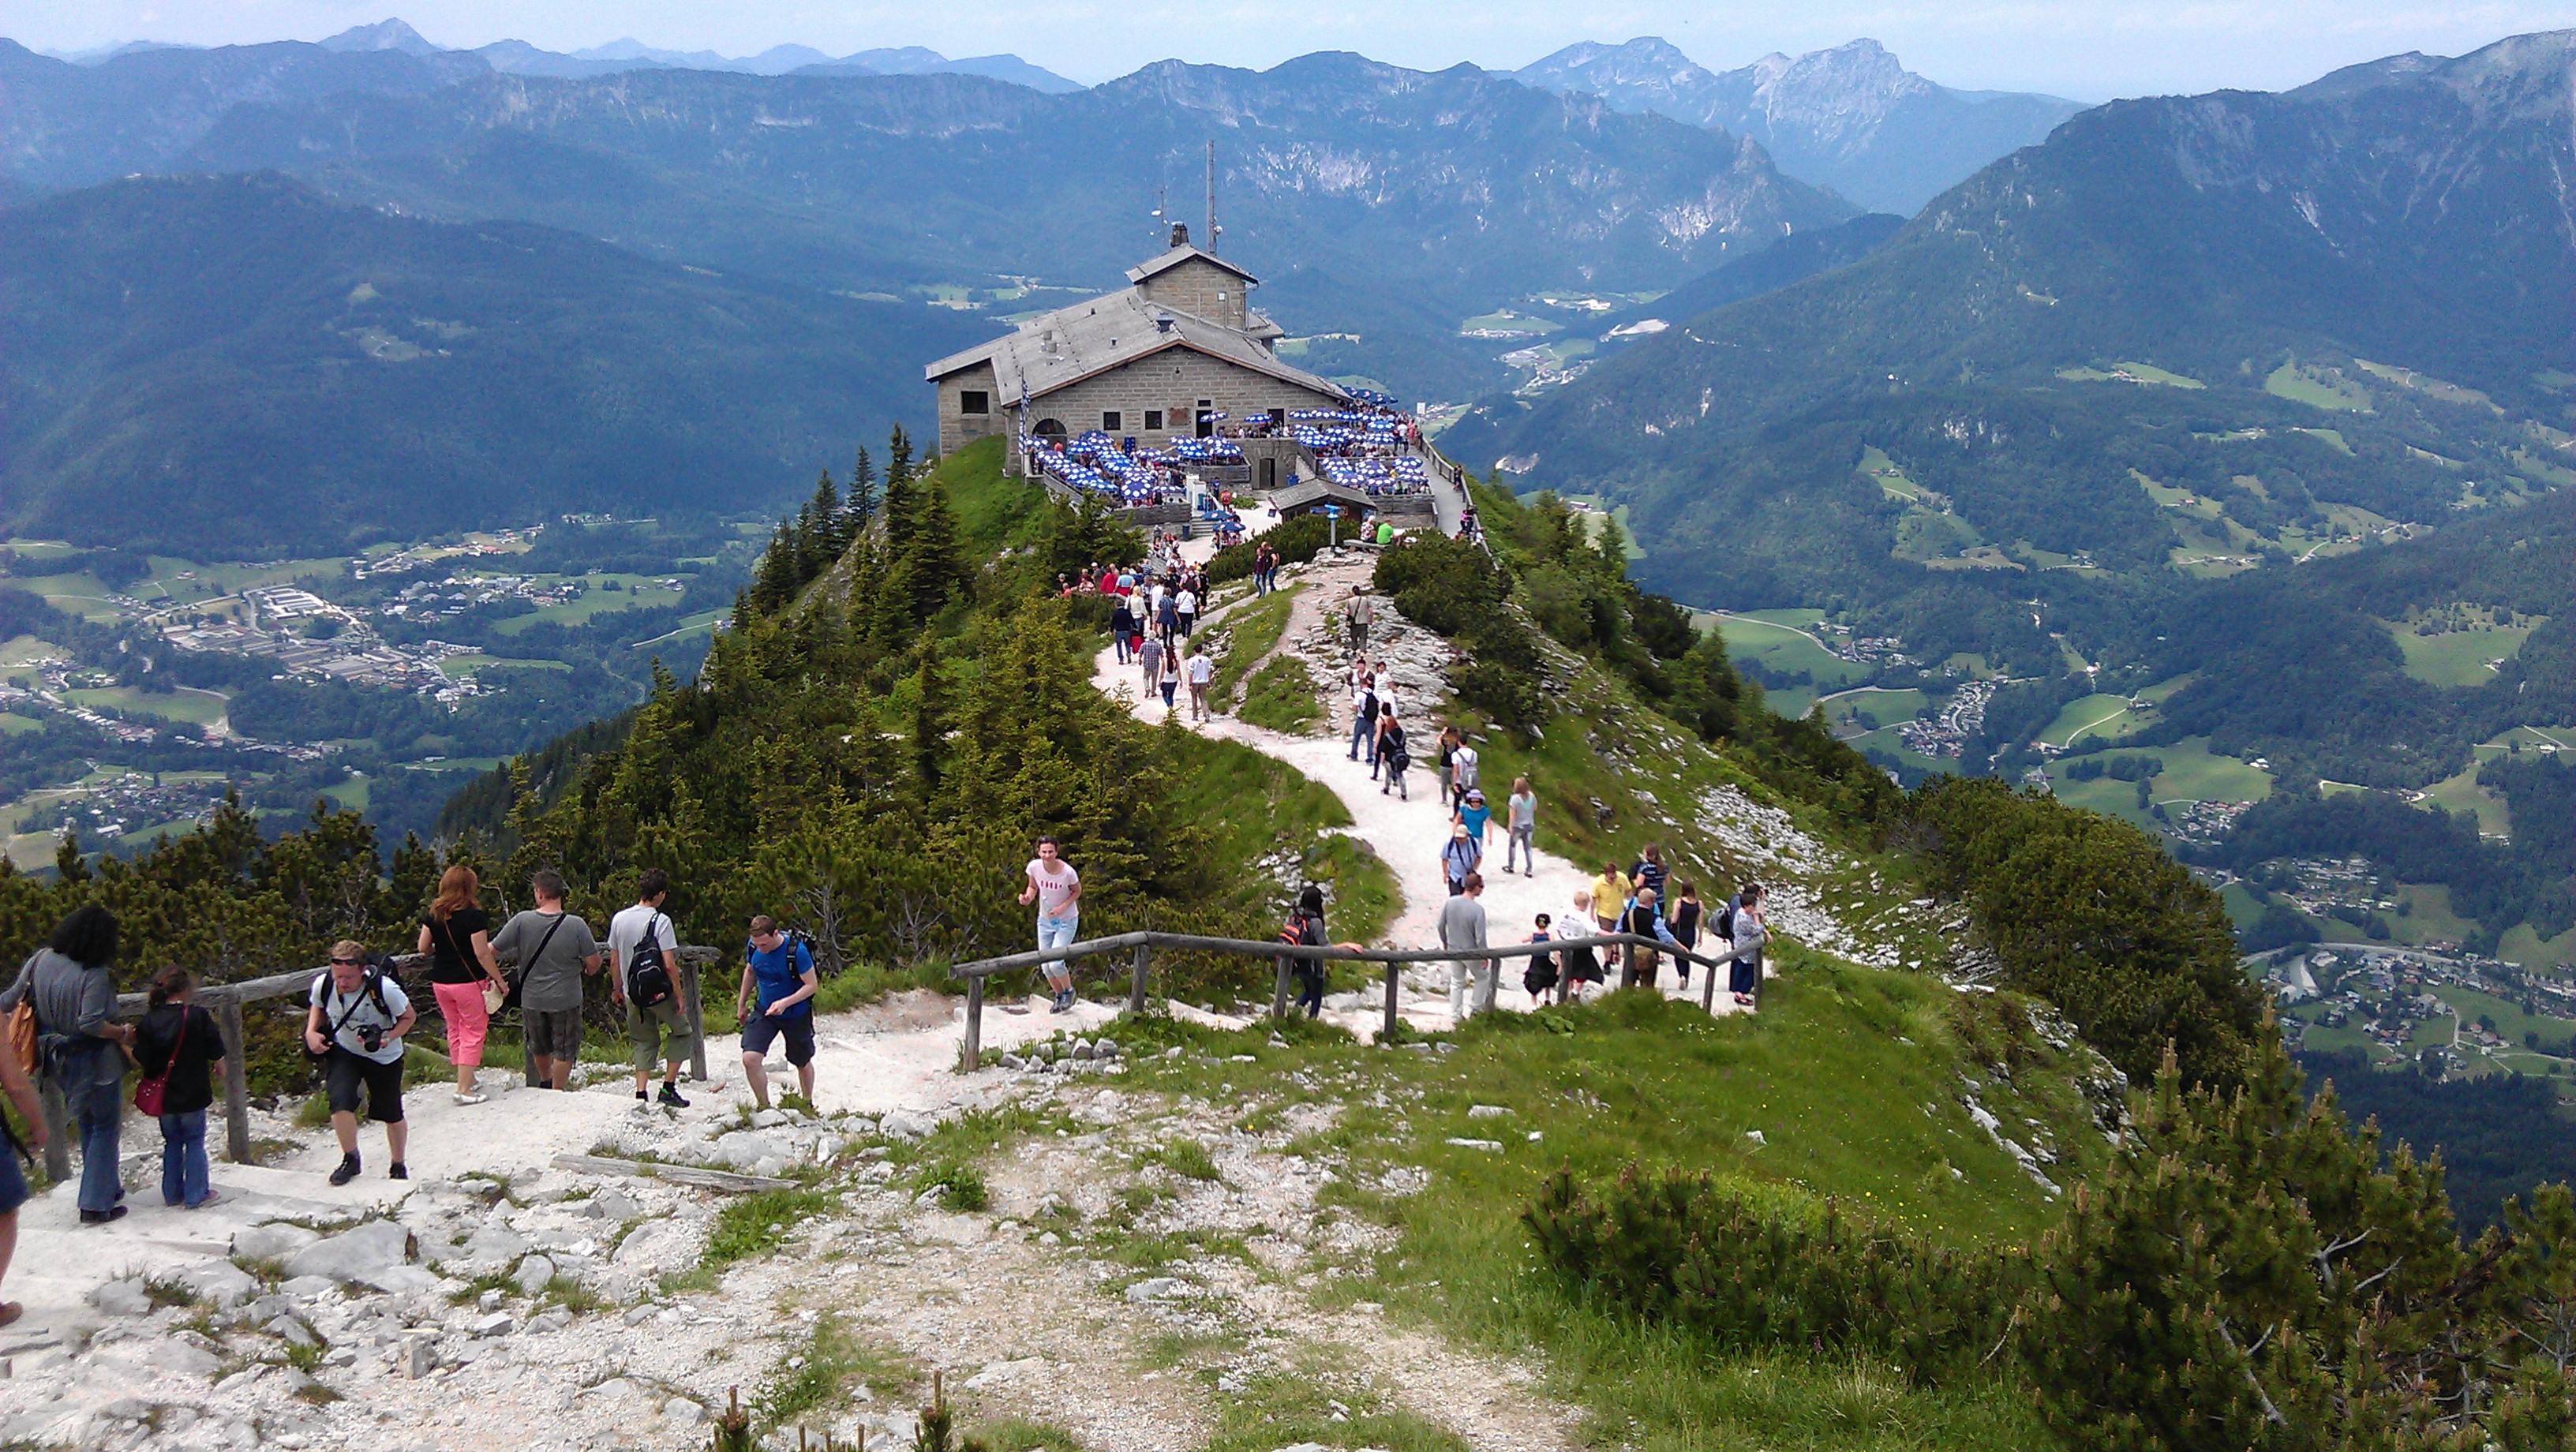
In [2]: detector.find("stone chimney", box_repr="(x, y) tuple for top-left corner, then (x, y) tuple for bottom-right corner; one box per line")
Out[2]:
(1169, 222), (1190, 249)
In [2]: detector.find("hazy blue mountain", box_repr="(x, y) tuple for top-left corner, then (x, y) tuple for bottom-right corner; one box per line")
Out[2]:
(1445, 31), (2574, 690)
(160, 52), (1849, 403)
(1517, 37), (2082, 213)
(318, 19), (442, 57)
(0, 36), (488, 189)
(466, 32), (1081, 90)
(0, 173), (991, 555)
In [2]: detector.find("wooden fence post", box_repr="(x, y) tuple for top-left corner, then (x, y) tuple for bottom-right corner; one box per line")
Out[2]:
(683, 958), (708, 1083)
(1383, 964), (1400, 1042)
(39, 1076), (69, 1184)
(1270, 953), (1294, 1020)
(1701, 955), (1720, 1014)
(216, 996), (252, 1164)
(959, 975), (984, 1073)
(1129, 942), (1151, 1014)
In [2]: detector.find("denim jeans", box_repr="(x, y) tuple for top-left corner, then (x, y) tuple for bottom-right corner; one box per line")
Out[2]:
(1350, 714), (1376, 762)
(75, 1069), (123, 1214)
(1037, 915), (1079, 980)
(161, 1110), (211, 1207)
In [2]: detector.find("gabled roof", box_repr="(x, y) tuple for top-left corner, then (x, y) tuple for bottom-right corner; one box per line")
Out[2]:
(924, 287), (1343, 406)
(1126, 244), (1260, 286)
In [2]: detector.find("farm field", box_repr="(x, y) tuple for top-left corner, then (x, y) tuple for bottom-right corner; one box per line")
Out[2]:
(2264, 361), (2372, 410)
(488, 574), (687, 635)
(1818, 686), (1928, 731)
(64, 683), (230, 727)
(2059, 361), (2206, 388)
(2387, 620), (2540, 687)
(2499, 922), (2576, 974)
(2417, 761), (2513, 838)
(2039, 692), (2142, 748)
(2046, 736), (2271, 831)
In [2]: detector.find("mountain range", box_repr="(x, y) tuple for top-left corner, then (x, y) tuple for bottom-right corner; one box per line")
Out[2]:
(1516, 37), (2083, 215)
(0, 172), (989, 554)
(1443, 30), (2576, 790)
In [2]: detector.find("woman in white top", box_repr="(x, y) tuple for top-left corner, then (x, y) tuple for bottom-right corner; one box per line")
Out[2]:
(1018, 836), (1083, 1013)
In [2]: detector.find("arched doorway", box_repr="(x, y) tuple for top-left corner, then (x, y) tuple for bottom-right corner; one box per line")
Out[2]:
(1034, 418), (1067, 439)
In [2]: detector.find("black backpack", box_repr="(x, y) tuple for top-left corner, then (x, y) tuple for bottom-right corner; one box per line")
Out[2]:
(626, 911), (676, 1012)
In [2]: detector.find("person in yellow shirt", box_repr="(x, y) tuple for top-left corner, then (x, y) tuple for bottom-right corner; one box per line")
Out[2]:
(1589, 863), (1624, 936)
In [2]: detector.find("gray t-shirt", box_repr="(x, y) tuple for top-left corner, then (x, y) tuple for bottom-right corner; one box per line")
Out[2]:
(491, 908), (598, 1013)
(1508, 791), (1536, 829)
(1438, 894), (1488, 954)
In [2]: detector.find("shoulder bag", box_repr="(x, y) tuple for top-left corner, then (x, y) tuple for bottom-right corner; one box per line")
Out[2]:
(133, 1007), (185, 1116)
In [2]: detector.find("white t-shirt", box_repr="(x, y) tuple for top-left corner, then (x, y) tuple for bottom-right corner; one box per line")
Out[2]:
(1185, 653), (1213, 684)
(607, 902), (677, 975)
(309, 971), (412, 1064)
(1027, 859), (1080, 922)
(1452, 744), (1481, 787)
(1176, 589), (1197, 616)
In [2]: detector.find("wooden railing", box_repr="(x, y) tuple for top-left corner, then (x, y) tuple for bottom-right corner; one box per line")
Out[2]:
(946, 930), (1739, 1070)
(33, 945), (721, 1182)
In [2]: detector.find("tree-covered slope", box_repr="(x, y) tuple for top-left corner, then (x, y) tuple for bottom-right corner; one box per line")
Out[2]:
(0, 172), (990, 555)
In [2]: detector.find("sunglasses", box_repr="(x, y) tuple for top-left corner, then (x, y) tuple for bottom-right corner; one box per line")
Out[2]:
(331, 957), (365, 966)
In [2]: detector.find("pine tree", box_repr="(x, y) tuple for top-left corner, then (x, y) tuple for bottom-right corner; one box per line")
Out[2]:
(882, 428), (919, 559)
(912, 636), (948, 793)
(846, 445), (878, 532)
(898, 470), (964, 625)
(802, 468), (844, 571)
(747, 520), (799, 617)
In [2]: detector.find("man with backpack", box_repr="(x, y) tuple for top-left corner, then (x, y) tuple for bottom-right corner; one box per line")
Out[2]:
(490, 870), (602, 1091)
(1348, 672), (1380, 765)
(304, 940), (417, 1185)
(608, 868), (690, 1109)
(737, 916), (819, 1109)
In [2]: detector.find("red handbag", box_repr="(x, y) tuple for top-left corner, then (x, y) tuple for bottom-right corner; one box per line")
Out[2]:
(133, 1007), (185, 1116)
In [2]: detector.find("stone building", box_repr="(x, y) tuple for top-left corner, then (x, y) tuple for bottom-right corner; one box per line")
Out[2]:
(924, 226), (1347, 483)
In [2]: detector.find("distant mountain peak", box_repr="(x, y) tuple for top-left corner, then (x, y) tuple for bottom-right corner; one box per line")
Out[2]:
(1516, 35), (2081, 213)
(318, 18), (439, 57)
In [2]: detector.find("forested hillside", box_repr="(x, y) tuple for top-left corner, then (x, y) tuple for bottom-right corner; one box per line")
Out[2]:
(0, 173), (988, 553)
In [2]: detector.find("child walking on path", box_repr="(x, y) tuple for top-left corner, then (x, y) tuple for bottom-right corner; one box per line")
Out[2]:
(135, 967), (223, 1209)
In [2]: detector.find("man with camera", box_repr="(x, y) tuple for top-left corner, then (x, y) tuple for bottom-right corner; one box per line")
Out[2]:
(304, 939), (417, 1186)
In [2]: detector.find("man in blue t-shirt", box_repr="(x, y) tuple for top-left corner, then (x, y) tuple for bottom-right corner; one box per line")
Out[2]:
(736, 914), (818, 1109)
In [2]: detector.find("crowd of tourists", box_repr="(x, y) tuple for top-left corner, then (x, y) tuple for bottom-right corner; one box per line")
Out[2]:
(1330, 601), (1772, 1023)
(0, 863), (834, 1320)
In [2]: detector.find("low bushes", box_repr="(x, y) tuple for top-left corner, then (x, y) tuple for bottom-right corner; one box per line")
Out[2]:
(1526, 1166), (2032, 1384)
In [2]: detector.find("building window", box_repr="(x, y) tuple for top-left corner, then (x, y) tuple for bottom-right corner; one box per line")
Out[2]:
(1103, 410), (1122, 432)
(1268, 407), (1286, 425)
(1144, 410), (1164, 431)
(958, 390), (990, 414)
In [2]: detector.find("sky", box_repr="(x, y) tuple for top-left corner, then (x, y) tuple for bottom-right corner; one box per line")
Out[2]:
(9, 0), (2572, 98)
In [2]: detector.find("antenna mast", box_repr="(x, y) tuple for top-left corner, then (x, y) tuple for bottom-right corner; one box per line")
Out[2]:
(1204, 140), (1216, 256)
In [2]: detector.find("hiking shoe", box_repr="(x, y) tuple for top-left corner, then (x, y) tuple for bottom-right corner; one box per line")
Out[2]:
(635, 1089), (650, 1102)
(658, 1083), (691, 1109)
(388, 1162), (408, 1181)
(329, 1154), (360, 1187)
(1049, 991), (1072, 1014)
(78, 1206), (129, 1226)
(454, 1092), (488, 1106)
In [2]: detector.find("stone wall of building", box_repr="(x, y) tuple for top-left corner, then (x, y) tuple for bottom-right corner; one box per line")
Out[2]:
(1003, 347), (1339, 477)
(934, 361), (1005, 457)
(1136, 258), (1252, 328)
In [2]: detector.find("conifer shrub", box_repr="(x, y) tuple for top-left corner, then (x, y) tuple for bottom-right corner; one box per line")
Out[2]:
(1206, 515), (1330, 586)
(1526, 1165), (2034, 1384)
